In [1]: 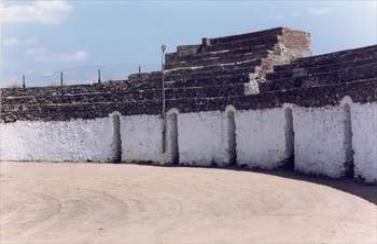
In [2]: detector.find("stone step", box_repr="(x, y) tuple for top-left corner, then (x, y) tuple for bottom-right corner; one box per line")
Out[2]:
(267, 59), (377, 80)
(263, 67), (377, 91)
(209, 27), (283, 45)
(274, 45), (377, 72)
(164, 84), (244, 100)
(1, 89), (161, 106)
(165, 50), (269, 69)
(1, 68), (251, 102)
(165, 73), (249, 88)
(166, 44), (273, 66)
(0, 81), (129, 97)
(125, 72), (250, 90)
(166, 60), (259, 78)
(1, 100), (162, 122)
(3, 78), (377, 123)
(127, 71), (162, 83)
(165, 27), (283, 62)
(129, 59), (258, 84)
(204, 36), (279, 53)
(1, 80), (246, 107)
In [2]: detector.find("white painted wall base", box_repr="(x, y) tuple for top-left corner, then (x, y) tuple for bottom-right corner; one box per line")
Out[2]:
(178, 111), (229, 167)
(121, 115), (167, 165)
(236, 107), (292, 169)
(293, 105), (350, 178)
(0, 118), (113, 162)
(1, 101), (376, 184)
(351, 102), (377, 183)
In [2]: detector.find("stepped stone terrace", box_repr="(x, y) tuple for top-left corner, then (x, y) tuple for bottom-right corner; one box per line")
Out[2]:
(1, 27), (377, 183)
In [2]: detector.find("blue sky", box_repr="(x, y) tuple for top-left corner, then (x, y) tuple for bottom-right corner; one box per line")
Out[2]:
(1, 0), (376, 87)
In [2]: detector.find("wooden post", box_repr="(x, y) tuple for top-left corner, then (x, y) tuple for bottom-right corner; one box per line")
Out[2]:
(98, 69), (101, 83)
(60, 72), (64, 86)
(138, 65), (141, 80)
(22, 74), (26, 88)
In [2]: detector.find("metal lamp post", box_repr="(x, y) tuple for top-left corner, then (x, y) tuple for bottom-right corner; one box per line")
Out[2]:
(161, 44), (167, 153)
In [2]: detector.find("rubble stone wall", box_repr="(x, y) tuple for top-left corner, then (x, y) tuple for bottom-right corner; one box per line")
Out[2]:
(1, 27), (376, 183)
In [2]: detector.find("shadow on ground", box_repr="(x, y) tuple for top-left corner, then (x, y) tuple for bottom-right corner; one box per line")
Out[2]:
(166, 163), (377, 206)
(9, 161), (377, 206)
(246, 168), (377, 205)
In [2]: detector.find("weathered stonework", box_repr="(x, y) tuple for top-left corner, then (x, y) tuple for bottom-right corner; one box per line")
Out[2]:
(1, 27), (376, 183)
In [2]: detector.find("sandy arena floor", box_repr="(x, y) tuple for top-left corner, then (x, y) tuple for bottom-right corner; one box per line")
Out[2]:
(0, 162), (376, 244)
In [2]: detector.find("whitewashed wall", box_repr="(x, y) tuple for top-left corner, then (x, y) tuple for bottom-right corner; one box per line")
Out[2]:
(121, 115), (166, 164)
(178, 111), (229, 166)
(1, 101), (376, 184)
(351, 102), (377, 183)
(236, 107), (291, 169)
(293, 105), (351, 178)
(166, 109), (180, 164)
(0, 118), (113, 162)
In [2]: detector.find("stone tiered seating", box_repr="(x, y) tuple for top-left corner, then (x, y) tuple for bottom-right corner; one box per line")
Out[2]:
(1, 81), (142, 114)
(132, 27), (310, 97)
(1, 81), (129, 98)
(263, 44), (377, 91)
(164, 47), (270, 69)
(124, 28), (291, 99)
(163, 30), (280, 84)
(1, 27), (311, 121)
(207, 27), (284, 45)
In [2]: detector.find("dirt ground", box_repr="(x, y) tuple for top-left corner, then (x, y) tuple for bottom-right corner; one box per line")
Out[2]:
(0, 162), (376, 244)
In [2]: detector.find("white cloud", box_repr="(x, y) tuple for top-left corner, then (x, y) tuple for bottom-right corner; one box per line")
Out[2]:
(268, 13), (286, 20)
(3, 37), (38, 47)
(3, 36), (88, 63)
(26, 48), (89, 62)
(0, 0), (72, 24)
(308, 8), (332, 16)
(289, 11), (301, 18)
(367, 1), (377, 12)
(3, 38), (20, 47)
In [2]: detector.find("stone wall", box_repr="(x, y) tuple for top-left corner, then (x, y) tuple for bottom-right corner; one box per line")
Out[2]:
(351, 102), (377, 183)
(1, 27), (377, 183)
(0, 117), (114, 162)
(1, 27), (311, 123)
(262, 45), (377, 91)
(178, 111), (229, 167)
(293, 104), (352, 178)
(236, 107), (291, 169)
(3, 76), (375, 123)
(1, 99), (376, 183)
(120, 114), (166, 164)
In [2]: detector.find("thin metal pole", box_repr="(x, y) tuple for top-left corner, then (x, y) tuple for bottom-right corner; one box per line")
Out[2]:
(60, 72), (64, 86)
(161, 44), (167, 153)
(98, 69), (101, 83)
(22, 74), (26, 88)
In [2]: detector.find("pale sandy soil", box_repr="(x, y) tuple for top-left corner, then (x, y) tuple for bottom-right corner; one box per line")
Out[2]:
(0, 162), (376, 244)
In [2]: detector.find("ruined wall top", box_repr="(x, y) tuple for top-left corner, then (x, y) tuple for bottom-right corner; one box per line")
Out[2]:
(263, 44), (377, 91)
(127, 27), (311, 93)
(165, 27), (311, 66)
(1, 27), (377, 123)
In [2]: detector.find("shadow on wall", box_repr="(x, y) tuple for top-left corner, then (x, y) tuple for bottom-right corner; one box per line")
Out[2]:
(112, 112), (122, 163)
